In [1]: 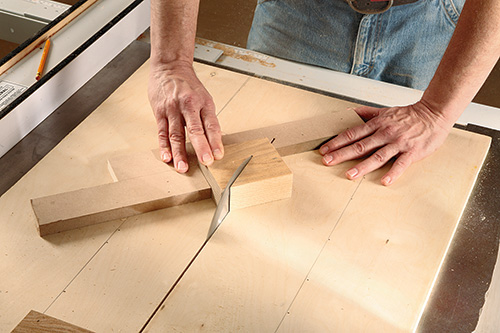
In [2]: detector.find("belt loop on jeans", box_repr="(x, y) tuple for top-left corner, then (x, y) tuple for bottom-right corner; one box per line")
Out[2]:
(347, 0), (394, 14)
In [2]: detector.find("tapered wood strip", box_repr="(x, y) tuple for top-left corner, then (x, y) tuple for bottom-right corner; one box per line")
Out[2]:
(31, 169), (211, 236)
(107, 112), (363, 182)
(12, 310), (93, 333)
(222, 112), (363, 157)
(199, 138), (293, 209)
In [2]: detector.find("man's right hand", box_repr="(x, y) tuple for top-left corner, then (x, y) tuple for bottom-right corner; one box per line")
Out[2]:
(148, 61), (224, 173)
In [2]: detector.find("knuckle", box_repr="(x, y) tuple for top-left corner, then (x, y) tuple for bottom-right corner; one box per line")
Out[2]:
(169, 132), (185, 145)
(395, 156), (411, 169)
(372, 151), (386, 163)
(157, 130), (169, 142)
(381, 125), (397, 137)
(353, 141), (366, 154)
(344, 128), (356, 141)
(187, 124), (205, 136)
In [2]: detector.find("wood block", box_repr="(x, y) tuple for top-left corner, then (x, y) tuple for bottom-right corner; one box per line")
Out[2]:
(199, 138), (293, 210)
(106, 112), (360, 183)
(12, 310), (93, 333)
(31, 168), (210, 236)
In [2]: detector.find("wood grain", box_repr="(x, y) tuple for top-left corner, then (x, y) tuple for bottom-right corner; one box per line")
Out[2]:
(31, 168), (211, 236)
(144, 129), (490, 332)
(277, 129), (491, 332)
(0, 61), (249, 331)
(200, 138), (293, 209)
(12, 310), (93, 333)
(143, 152), (362, 332)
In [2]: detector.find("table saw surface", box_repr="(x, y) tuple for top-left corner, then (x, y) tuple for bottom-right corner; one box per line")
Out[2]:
(0, 58), (493, 332)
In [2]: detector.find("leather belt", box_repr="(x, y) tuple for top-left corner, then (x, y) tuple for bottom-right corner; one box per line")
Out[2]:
(346, 0), (419, 14)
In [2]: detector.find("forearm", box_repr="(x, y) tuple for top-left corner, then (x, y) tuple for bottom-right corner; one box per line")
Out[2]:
(150, 0), (200, 67)
(421, 0), (500, 125)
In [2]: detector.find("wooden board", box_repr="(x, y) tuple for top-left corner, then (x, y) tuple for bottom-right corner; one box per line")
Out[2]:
(31, 169), (211, 236)
(199, 138), (293, 209)
(0, 61), (250, 331)
(143, 152), (362, 332)
(12, 310), (93, 333)
(0, 59), (491, 333)
(143, 129), (491, 332)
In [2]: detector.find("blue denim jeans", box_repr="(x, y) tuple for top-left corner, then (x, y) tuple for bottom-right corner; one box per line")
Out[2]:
(247, 0), (465, 90)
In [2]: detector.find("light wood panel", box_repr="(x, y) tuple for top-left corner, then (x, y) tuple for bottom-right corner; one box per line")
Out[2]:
(144, 129), (490, 332)
(144, 152), (362, 332)
(36, 64), (361, 332)
(2, 58), (491, 333)
(0, 61), (249, 331)
(217, 76), (360, 134)
(277, 129), (491, 332)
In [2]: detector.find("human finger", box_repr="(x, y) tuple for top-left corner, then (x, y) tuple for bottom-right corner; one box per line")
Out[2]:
(201, 104), (224, 160)
(156, 116), (172, 163)
(380, 152), (414, 186)
(344, 144), (400, 180)
(322, 133), (384, 166)
(319, 122), (376, 156)
(168, 111), (189, 173)
(182, 100), (214, 166)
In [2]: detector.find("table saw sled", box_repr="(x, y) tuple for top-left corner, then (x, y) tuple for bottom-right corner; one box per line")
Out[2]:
(1, 60), (491, 332)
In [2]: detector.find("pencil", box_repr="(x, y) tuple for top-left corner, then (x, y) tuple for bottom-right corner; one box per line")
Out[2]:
(35, 39), (51, 81)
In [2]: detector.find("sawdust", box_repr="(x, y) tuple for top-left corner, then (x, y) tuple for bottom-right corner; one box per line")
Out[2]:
(196, 38), (276, 68)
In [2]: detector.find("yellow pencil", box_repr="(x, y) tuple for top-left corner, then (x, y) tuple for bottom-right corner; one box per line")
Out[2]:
(36, 39), (51, 81)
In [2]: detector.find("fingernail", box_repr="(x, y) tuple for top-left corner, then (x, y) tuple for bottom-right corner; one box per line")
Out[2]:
(319, 146), (329, 155)
(323, 155), (333, 164)
(177, 160), (188, 172)
(381, 176), (392, 186)
(161, 151), (171, 162)
(346, 168), (358, 179)
(213, 149), (223, 160)
(202, 153), (213, 165)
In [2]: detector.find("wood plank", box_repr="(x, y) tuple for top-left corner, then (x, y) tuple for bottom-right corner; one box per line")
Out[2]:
(0, 61), (249, 331)
(12, 310), (93, 333)
(199, 138), (293, 209)
(278, 129), (491, 332)
(143, 152), (362, 332)
(144, 129), (490, 332)
(31, 168), (210, 236)
(33, 66), (362, 332)
(107, 112), (364, 182)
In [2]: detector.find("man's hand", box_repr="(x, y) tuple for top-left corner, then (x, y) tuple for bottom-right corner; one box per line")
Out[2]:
(148, 62), (224, 173)
(319, 102), (453, 186)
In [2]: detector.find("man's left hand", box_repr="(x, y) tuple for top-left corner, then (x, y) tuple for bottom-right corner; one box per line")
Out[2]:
(319, 102), (454, 185)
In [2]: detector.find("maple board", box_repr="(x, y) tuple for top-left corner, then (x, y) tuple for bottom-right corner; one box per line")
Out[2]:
(0, 60), (491, 333)
(199, 138), (293, 209)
